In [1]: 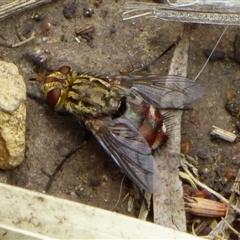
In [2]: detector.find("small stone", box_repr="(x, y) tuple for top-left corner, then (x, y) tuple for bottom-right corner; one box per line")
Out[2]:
(203, 49), (225, 61)
(197, 148), (210, 160)
(83, 8), (94, 18)
(90, 176), (102, 187)
(0, 61), (26, 169)
(62, 2), (76, 19)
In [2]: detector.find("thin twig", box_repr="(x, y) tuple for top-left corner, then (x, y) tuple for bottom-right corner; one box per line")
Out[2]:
(221, 217), (240, 237)
(110, 175), (125, 211)
(138, 191), (152, 220)
(11, 31), (35, 47)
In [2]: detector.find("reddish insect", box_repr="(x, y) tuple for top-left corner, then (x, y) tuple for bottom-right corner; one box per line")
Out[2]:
(43, 65), (204, 193)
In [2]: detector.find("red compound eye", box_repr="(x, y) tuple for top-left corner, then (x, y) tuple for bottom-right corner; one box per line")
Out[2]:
(57, 66), (71, 75)
(46, 88), (61, 108)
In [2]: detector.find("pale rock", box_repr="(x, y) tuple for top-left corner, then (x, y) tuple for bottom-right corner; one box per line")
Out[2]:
(0, 61), (26, 169)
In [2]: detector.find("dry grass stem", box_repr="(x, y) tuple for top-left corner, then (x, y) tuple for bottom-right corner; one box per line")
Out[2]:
(0, 0), (52, 20)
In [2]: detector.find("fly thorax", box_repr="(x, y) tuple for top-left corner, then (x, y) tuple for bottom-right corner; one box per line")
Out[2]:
(65, 76), (121, 118)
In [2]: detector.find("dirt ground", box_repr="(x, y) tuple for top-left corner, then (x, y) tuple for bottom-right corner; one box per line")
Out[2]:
(0, 0), (240, 232)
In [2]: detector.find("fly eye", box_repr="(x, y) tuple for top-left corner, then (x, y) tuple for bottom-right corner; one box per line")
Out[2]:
(46, 88), (61, 108)
(57, 66), (71, 75)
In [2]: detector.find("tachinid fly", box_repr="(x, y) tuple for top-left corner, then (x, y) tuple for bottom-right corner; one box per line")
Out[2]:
(43, 65), (204, 193)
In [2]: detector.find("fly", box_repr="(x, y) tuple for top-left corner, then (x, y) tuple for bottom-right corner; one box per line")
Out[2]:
(42, 65), (204, 193)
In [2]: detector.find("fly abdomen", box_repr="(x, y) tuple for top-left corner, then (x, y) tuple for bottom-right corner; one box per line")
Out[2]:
(124, 100), (168, 150)
(138, 105), (168, 149)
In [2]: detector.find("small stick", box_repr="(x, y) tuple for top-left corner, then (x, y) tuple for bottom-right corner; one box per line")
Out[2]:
(11, 31), (35, 47)
(110, 175), (126, 211)
(210, 125), (237, 142)
(221, 217), (240, 237)
(123, 3), (240, 25)
(231, 169), (240, 195)
(0, 0), (53, 20)
(138, 191), (152, 220)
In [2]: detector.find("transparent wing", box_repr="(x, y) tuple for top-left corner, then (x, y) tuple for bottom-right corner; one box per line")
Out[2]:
(86, 117), (161, 193)
(108, 75), (204, 109)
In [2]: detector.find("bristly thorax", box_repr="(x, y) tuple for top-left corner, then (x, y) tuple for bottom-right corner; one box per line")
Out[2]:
(44, 70), (122, 119)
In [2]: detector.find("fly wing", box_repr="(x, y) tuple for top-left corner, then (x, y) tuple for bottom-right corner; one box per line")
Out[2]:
(110, 75), (204, 109)
(131, 75), (204, 109)
(86, 117), (161, 193)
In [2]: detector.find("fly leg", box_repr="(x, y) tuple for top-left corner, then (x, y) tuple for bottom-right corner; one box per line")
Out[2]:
(130, 36), (180, 74)
(43, 143), (86, 192)
(43, 131), (91, 192)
